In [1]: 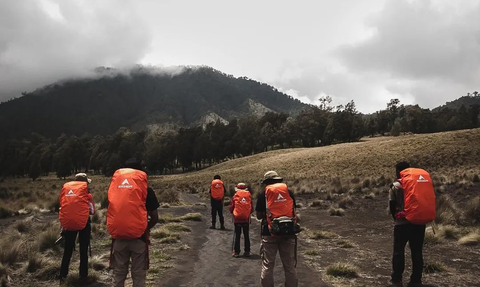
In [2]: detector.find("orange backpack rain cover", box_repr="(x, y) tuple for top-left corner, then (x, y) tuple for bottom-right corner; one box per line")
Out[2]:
(265, 183), (294, 228)
(59, 181), (90, 231)
(233, 190), (252, 220)
(210, 179), (225, 200)
(107, 168), (148, 239)
(400, 168), (436, 225)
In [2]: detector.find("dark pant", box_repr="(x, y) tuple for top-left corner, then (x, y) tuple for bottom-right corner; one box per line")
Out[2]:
(211, 198), (224, 227)
(60, 221), (91, 278)
(234, 223), (250, 254)
(392, 224), (426, 284)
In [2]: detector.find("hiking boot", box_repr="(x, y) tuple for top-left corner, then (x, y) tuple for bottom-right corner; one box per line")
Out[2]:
(243, 252), (251, 257)
(220, 225), (225, 230)
(209, 225), (216, 229)
(232, 252), (240, 258)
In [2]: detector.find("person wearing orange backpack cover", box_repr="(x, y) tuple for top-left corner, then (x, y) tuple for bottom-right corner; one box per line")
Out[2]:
(229, 183), (254, 257)
(59, 173), (95, 282)
(107, 158), (159, 287)
(256, 171), (299, 287)
(210, 174), (226, 229)
(388, 162), (436, 287)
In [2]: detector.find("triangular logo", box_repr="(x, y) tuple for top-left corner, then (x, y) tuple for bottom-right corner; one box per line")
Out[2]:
(67, 190), (74, 195)
(240, 197), (247, 203)
(418, 175), (425, 180)
(121, 179), (130, 185)
(277, 194), (284, 200)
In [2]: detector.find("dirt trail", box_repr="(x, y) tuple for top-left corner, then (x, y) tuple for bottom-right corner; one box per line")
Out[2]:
(158, 193), (331, 287)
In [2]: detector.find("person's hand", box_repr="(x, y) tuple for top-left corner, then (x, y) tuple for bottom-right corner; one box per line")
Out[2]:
(395, 211), (406, 220)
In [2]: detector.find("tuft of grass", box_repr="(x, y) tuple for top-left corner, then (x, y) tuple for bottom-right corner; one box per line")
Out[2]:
(423, 261), (446, 274)
(158, 214), (182, 224)
(89, 255), (108, 271)
(338, 195), (353, 209)
(158, 189), (180, 204)
(180, 213), (202, 221)
(310, 231), (337, 240)
(38, 227), (60, 253)
(304, 250), (321, 256)
(34, 259), (60, 280)
(151, 228), (176, 239)
(464, 197), (480, 225)
(329, 207), (345, 217)
(178, 244), (190, 251)
(159, 237), (179, 244)
(438, 225), (463, 240)
(0, 263), (7, 277)
(336, 239), (354, 248)
(458, 232), (480, 246)
(363, 192), (375, 200)
(473, 174), (480, 183)
(0, 205), (14, 219)
(424, 229), (441, 245)
(164, 223), (191, 232)
(0, 239), (24, 265)
(64, 273), (100, 286)
(26, 252), (44, 273)
(161, 203), (170, 208)
(15, 219), (32, 233)
(310, 200), (324, 207)
(435, 195), (462, 225)
(326, 263), (359, 278)
(150, 250), (172, 262)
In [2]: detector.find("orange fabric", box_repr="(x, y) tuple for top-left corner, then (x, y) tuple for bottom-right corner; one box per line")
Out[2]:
(59, 181), (90, 231)
(265, 183), (294, 229)
(210, 179), (225, 200)
(400, 168), (436, 225)
(107, 168), (148, 239)
(233, 190), (252, 221)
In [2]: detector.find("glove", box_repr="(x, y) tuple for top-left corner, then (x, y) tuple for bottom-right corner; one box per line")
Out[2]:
(395, 211), (406, 220)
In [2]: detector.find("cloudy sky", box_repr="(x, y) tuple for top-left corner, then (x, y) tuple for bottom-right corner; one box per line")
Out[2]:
(1, 0), (479, 113)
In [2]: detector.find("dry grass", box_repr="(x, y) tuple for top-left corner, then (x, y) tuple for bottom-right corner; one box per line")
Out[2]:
(329, 207), (345, 217)
(164, 223), (191, 232)
(437, 225), (465, 240)
(179, 213), (202, 221)
(158, 213), (183, 224)
(436, 195), (463, 225)
(424, 261), (447, 274)
(458, 231), (480, 246)
(310, 231), (338, 240)
(326, 263), (359, 278)
(336, 239), (354, 248)
(464, 196), (480, 225)
(304, 250), (321, 256)
(337, 195), (353, 209)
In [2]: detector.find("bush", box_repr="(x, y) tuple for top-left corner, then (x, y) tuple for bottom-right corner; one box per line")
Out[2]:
(0, 205), (14, 219)
(424, 261), (446, 274)
(326, 263), (359, 278)
(329, 207), (345, 217)
(337, 195), (353, 209)
(438, 225), (463, 240)
(38, 228), (60, 253)
(0, 240), (24, 265)
(435, 195), (462, 225)
(464, 197), (480, 225)
(158, 189), (180, 204)
(26, 252), (44, 273)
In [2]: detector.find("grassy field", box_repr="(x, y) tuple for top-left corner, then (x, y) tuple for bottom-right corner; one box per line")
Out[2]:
(1, 128), (480, 286)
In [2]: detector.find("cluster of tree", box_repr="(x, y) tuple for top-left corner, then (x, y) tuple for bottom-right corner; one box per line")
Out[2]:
(0, 95), (478, 180)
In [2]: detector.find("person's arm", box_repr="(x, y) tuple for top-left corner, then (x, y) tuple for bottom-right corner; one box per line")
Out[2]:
(148, 210), (159, 229)
(389, 183), (398, 220)
(289, 189), (297, 216)
(88, 193), (95, 215)
(255, 191), (266, 220)
(229, 194), (235, 213)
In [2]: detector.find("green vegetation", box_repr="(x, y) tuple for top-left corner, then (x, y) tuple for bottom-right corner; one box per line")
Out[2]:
(310, 231), (338, 240)
(424, 261), (447, 274)
(326, 263), (359, 278)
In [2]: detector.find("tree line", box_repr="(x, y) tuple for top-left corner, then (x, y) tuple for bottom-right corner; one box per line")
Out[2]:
(0, 96), (478, 181)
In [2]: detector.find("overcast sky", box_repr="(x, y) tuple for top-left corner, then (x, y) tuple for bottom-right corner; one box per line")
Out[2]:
(1, 0), (479, 113)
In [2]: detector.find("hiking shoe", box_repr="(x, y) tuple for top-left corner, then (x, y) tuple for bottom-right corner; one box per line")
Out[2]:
(209, 225), (216, 229)
(232, 252), (240, 258)
(220, 225), (225, 230)
(243, 252), (251, 257)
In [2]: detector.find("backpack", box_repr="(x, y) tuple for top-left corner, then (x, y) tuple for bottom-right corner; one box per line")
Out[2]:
(59, 181), (90, 231)
(265, 183), (300, 236)
(210, 179), (225, 200)
(107, 168), (148, 239)
(399, 168), (436, 225)
(233, 190), (252, 220)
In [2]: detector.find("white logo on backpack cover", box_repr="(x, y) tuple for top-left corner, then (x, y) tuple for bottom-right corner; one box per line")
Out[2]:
(417, 175), (429, 183)
(65, 189), (76, 197)
(275, 193), (287, 203)
(240, 197), (247, 204)
(118, 179), (133, 189)
(214, 184), (221, 188)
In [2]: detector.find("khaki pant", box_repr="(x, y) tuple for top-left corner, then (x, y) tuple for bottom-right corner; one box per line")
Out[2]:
(112, 239), (148, 287)
(260, 236), (298, 287)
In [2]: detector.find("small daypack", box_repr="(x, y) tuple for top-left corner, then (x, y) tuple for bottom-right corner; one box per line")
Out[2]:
(107, 168), (148, 239)
(265, 183), (301, 236)
(59, 181), (90, 231)
(399, 168), (436, 225)
(233, 190), (252, 221)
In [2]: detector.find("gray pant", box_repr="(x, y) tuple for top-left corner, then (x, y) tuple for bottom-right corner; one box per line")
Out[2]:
(112, 239), (148, 287)
(260, 235), (298, 287)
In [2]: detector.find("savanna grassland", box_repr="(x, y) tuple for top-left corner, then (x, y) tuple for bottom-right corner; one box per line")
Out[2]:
(1, 128), (480, 287)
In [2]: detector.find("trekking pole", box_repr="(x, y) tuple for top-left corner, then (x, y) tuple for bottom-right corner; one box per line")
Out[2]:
(294, 235), (298, 268)
(231, 216), (235, 254)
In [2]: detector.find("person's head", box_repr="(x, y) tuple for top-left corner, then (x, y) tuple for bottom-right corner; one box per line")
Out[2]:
(75, 173), (92, 184)
(235, 182), (247, 191)
(213, 174), (221, 180)
(261, 170), (283, 185)
(396, 161), (411, 178)
(124, 158), (143, 171)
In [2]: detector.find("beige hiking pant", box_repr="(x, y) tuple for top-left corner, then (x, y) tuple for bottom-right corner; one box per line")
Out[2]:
(260, 235), (298, 287)
(112, 239), (148, 287)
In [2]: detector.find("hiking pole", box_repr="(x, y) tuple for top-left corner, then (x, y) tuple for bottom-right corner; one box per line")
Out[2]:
(294, 235), (298, 268)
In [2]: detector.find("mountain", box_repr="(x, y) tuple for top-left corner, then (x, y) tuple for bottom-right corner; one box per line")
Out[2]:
(0, 66), (308, 141)
(433, 93), (480, 111)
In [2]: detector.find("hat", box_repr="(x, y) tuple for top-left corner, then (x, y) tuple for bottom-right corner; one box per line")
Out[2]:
(75, 173), (92, 184)
(124, 158), (143, 170)
(213, 174), (221, 180)
(262, 170), (282, 183)
(236, 183), (247, 190)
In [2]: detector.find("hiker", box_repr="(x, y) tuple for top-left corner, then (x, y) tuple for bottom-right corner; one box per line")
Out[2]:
(256, 171), (299, 287)
(229, 182), (254, 257)
(210, 174), (225, 229)
(388, 161), (436, 287)
(59, 173), (95, 282)
(107, 158), (160, 287)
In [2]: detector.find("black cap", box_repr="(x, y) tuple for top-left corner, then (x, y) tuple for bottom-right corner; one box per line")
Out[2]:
(213, 174), (221, 180)
(396, 161), (410, 178)
(125, 158), (143, 170)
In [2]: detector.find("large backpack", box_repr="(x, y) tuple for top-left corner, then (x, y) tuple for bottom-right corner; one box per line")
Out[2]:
(265, 183), (300, 236)
(210, 179), (225, 200)
(107, 168), (148, 239)
(233, 190), (252, 220)
(59, 181), (90, 231)
(399, 168), (436, 225)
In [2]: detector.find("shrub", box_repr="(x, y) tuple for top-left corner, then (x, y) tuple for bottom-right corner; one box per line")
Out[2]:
(158, 189), (180, 204)
(424, 229), (441, 245)
(435, 195), (462, 225)
(304, 250), (321, 256)
(310, 231), (337, 240)
(0, 240), (24, 265)
(337, 195), (353, 209)
(329, 207), (345, 217)
(458, 232), (480, 246)
(364, 192), (375, 200)
(473, 174), (480, 183)
(424, 261), (446, 274)
(336, 239), (354, 248)
(438, 225), (463, 240)
(38, 227), (60, 253)
(326, 263), (359, 278)
(464, 197), (480, 225)
(26, 252), (44, 273)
